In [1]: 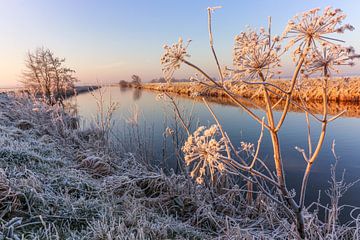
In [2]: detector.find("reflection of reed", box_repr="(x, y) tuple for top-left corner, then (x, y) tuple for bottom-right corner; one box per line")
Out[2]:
(133, 88), (142, 101)
(139, 78), (360, 118)
(119, 85), (128, 92)
(203, 95), (360, 118)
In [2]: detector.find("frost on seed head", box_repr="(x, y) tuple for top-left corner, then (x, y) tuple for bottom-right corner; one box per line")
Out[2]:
(231, 27), (282, 81)
(240, 141), (255, 155)
(160, 37), (191, 83)
(182, 125), (228, 184)
(283, 7), (354, 60)
(302, 45), (360, 77)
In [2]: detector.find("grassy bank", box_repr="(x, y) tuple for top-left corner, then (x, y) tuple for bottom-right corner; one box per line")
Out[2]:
(138, 77), (360, 103)
(0, 93), (358, 239)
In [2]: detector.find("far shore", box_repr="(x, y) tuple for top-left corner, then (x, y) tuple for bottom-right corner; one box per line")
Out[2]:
(114, 77), (360, 118)
(136, 77), (360, 103)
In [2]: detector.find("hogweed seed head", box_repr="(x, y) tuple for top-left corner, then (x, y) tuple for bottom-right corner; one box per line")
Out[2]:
(160, 37), (191, 82)
(232, 28), (282, 80)
(283, 7), (354, 60)
(182, 125), (228, 184)
(240, 141), (255, 155)
(303, 45), (360, 77)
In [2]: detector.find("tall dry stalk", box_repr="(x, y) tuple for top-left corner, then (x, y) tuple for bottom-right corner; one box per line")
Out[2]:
(160, 6), (359, 238)
(90, 84), (119, 146)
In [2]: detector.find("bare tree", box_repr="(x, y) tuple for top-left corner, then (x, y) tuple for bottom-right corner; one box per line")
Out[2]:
(22, 47), (77, 105)
(131, 74), (142, 86)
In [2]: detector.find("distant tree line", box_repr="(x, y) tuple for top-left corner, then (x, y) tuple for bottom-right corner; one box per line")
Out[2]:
(119, 76), (194, 87)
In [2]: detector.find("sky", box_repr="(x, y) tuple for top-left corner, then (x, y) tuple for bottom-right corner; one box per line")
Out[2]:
(0, 0), (360, 87)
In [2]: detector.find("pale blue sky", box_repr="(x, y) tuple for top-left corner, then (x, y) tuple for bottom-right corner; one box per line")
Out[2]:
(0, 0), (359, 87)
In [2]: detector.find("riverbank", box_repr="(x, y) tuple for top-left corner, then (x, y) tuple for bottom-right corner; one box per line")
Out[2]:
(145, 87), (360, 118)
(0, 93), (358, 239)
(114, 77), (360, 118)
(0, 85), (100, 97)
(137, 77), (360, 103)
(0, 93), (208, 239)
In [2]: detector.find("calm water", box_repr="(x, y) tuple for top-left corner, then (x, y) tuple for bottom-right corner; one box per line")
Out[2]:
(72, 86), (360, 215)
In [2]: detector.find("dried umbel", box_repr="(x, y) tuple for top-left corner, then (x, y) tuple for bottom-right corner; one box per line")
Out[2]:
(303, 45), (360, 77)
(240, 141), (255, 156)
(232, 28), (282, 80)
(160, 37), (191, 82)
(283, 7), (354, 59)
(182, 125), (227, 184)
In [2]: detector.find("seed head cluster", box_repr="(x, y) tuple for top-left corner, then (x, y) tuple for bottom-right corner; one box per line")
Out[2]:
(182, 125), (227, 184)
(160, 37), (191, 82)
(240, 141), (255, 155)
(303, 45), (360, 77)
(283, 7), (354, 60)
(232, 28), (282, 80)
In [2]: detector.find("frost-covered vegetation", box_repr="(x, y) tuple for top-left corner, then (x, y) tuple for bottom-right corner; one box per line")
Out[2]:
(0, 92), (359, 239)
(1, 5), (360, 240)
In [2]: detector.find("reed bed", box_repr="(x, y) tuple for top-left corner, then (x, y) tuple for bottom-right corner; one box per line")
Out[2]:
(139, 77), (360, 103)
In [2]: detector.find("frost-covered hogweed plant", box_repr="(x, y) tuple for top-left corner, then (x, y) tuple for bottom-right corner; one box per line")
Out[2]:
(160, 5), (359, 239)
(182, 125), (227, 184)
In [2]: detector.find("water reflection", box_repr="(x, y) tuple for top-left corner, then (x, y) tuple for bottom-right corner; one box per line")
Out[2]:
(132, 88), (142, 101)
(169, 91), (360, 118)
(73, 87), (360, 215)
